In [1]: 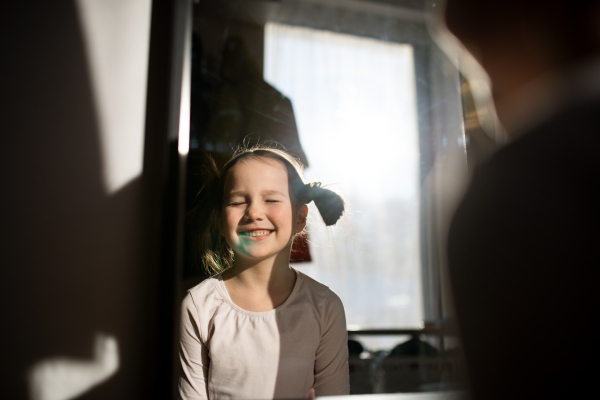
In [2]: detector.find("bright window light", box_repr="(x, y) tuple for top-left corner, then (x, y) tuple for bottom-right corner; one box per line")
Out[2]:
(265, 23), (422, 348)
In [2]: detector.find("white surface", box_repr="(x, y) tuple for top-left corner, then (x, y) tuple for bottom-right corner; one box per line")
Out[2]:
(320, 391), (467, 400)
(26, 1), (152, 398)
(75, 0), (152, 193)
(28, 334), (119, 400)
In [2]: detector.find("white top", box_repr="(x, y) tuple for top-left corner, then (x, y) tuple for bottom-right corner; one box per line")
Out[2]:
(178, 267), (350, 399)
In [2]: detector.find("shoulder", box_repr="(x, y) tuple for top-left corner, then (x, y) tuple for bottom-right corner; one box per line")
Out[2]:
(450, 99), (600, 260)
(487, 99), (600, 180)
(180, 276), (225, 344)
(463, 99), (600, 216)
(463, 98), (600, 205)
(296, 270), (337, 298)
(295, 270), (345, 315)
(182, 276), (221, 315)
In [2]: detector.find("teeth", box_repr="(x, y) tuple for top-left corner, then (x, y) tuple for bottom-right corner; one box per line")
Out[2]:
(242, 230), (271, 237)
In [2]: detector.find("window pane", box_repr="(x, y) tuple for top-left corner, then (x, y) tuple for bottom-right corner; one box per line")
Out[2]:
(265, 23), (421, 349)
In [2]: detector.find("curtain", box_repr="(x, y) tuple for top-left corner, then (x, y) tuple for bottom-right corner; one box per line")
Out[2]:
(265, 23), (422, 348)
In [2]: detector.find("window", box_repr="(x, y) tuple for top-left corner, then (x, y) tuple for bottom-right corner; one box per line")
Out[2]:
(265, 23), (421, 349)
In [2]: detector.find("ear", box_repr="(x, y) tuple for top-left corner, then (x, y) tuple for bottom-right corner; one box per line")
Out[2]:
(295, 204), (308, 233)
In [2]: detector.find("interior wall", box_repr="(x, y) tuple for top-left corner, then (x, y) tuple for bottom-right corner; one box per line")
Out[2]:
(0, 1), (158, 398)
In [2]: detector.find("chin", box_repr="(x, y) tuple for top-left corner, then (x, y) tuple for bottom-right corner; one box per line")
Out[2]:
(237, 250), (277, 261)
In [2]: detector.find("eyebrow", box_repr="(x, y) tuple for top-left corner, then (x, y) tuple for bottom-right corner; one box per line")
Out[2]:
(225, 190), (286, 198)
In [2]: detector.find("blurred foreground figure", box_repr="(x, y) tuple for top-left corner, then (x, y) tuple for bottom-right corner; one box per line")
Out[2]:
(445, 1), (600, 399)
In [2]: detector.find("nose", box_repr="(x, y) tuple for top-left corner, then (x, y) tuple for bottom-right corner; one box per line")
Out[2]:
(244, 200), (264, 221)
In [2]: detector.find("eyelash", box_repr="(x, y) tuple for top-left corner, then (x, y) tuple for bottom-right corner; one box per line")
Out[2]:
(228, 200), (279, 206)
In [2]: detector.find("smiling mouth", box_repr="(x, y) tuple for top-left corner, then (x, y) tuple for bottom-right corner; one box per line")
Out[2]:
(239, 230), (272, 237)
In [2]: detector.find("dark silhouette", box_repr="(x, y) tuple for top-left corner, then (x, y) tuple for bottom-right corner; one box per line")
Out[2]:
(445, 1), (600, 399)
(388, 336), (439, 358)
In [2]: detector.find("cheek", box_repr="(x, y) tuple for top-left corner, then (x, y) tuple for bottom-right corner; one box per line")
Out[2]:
(222, 209), (242, 231)
(271, 206), (293, 227)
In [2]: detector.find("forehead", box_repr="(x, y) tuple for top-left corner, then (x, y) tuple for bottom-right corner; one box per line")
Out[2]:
(224, 157), (289, 192)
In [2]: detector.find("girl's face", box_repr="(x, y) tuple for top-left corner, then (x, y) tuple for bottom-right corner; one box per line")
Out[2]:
(220, 157), (307, 262)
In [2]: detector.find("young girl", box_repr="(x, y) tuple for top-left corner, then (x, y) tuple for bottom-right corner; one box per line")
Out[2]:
(179, 147), (350, 399)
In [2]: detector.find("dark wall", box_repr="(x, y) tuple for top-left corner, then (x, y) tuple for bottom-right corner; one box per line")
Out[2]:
(0, 1), (178, 398)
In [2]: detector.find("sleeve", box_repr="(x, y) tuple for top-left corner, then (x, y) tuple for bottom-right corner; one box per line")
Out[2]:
(178, 292), (210, 400)
(313, 290), (350, 396)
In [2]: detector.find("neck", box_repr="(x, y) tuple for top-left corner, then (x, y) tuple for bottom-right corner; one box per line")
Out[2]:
(225, 247), (294, 291)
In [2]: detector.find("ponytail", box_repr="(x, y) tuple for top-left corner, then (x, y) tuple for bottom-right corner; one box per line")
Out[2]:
(300, 182), (345, 226)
